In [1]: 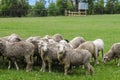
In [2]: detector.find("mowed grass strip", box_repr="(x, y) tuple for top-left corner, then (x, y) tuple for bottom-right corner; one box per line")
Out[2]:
(0, 15), (120, 80)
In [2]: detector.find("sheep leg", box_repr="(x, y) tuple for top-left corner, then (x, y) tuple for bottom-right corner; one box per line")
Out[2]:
(89, 64), (94, 75)
(101, 49), (104, 59)
(68, 65), (72, 74)
(25, 55), (32, 72)
(117, 59), (120, 66)
(98, 50), (100, 57)
(64, 64), (70, 75)
(14, 61), (19, 70)
(84, 63), (94, 76)
(41, 60), (46, 72)
(93, 52), (99, 65)
(84, 63), (91, 76)
(8, 61), (11, 70)
(48, 61), (52, 73)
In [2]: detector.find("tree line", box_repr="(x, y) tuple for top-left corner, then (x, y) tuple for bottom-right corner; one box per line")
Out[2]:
(0, 0), (120, 17)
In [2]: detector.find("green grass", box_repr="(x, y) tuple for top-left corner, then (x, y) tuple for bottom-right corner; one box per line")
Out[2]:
(0, 15), (120, 80)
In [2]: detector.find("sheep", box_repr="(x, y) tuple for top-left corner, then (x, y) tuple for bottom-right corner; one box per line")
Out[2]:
(43, 35), (52, 40)
(59, 40), (73, 49)
(38, 42), (59, 73)
(0, 33), (22, 60)
(93, 39), (104, 58)
(57, 43), (94, 75)
(76, 41), (98, 65)
(0, 33), (22, 42)
(52, 34), (63, 42)
(103, 43), (120, 66)
(0, 40), (35, 72)
(69, 36), (85, 49)
(26, 36), (41, 65)
(26, 36), (41, 42)
(7, 33), (22, 42)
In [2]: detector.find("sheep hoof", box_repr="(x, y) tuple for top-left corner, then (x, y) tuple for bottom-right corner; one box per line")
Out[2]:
(97, 61), (99, 64)
(117, 63), (120, 66)
(26, 70), (29, 72)
(49, 71), (51, 73)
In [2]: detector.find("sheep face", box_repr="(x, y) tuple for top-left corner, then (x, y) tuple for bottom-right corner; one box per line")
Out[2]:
(57, 44), (66, 61)
(103, 54), (111, 63)
(38, 41), (48, 52)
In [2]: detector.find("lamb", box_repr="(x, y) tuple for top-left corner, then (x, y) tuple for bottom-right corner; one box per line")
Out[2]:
(69, 36), (85, 49)
(0, 40), (35, 72)
(52, 34), (63, 42)
(57, 43), (94, 75)
(76, 41), (98, 65)
(93, 39), (104, 58)
(38, 42), (59, 72)
(103, 43), (120, 66)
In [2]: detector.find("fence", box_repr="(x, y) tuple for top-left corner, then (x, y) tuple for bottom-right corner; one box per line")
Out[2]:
(65, 10), (87, 16)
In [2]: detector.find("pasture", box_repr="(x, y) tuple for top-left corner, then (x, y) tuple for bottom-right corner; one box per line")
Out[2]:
(0, 15), (120, 80)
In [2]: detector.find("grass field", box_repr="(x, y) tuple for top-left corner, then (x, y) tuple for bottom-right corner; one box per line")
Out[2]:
(0, 15), (120, 80)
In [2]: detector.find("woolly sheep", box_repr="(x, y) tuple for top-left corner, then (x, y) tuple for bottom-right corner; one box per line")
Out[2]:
(69, 36), (85, 49)
(0, 40), (35, 72)
(59, 40), (73, 49)
(26, 36), (41, 42)
(103, 43), (120, 66)
(77, 41), (98, 65)
(38, 42), (59, 72)
(93, 39), (104, 58)
(0, 33), (22, 42)
(57, 43), (94, 75)
(26, 36), (41, 65)
(7, 33), (22, 42)
(52, 34), (63, 42)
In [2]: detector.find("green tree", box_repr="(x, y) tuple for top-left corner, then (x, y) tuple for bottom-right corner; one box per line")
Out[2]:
(88, 0), (95, 14)
(48, 2), (58, 16)
(0, 0), (29, 17)
(114, 0), (120, 14)
(105, 0), (117, 14)
(34, 0), (46, 16)
(66, 0), (74, 11)
(56, 0), (68, 15)
(94, 0), (104, 14)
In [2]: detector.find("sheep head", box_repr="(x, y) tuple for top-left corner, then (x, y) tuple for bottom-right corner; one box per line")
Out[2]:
(8, 34), (21, 42)
(38, 40), (48, 52)
(103, 54), (111, 63)
(57, 43), (66, 62)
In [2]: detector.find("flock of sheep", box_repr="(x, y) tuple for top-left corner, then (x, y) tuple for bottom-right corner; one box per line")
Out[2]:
(0, 33), (120, 75)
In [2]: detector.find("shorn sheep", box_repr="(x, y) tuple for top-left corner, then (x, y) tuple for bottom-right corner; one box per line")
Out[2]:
(69, 36), (85, 49)
(77, 41), (98, 65)
(0, 40), (35, 72)
(103, 43), (120, 66)
(57, 43), (94, 75)
(93, 39), (104, 58)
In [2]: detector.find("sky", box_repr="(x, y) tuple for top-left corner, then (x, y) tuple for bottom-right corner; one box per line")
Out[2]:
(28, 0), (56, 6)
